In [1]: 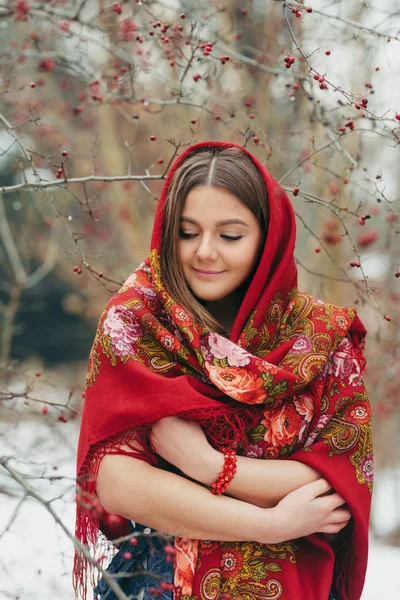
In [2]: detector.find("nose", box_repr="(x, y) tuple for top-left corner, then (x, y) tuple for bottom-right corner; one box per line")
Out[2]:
(195, 235), (218, 262)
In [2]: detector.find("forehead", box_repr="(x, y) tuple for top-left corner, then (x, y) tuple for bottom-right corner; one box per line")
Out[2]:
(181, 186), (255, 223)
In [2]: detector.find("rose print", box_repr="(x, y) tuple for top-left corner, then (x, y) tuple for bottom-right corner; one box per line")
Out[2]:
(206, 364), (267, 404)
(103, 305), (143, 357)
(208, 333), (251, 367)
(245, 444), (264, 459)
(262, 404), (302, 448)
(359, 452), (374, 483)
(174, 537), (198, 596)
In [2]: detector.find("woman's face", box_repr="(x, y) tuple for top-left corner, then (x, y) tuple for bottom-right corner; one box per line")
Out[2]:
(179, 186), (264, 302)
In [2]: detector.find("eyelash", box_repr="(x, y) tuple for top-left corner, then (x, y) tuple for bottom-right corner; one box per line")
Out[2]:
(179, 231), (243, 242)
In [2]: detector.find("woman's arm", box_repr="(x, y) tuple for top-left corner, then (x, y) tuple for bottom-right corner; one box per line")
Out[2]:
(150, 417), (321, 509)
(96, 451), (351, 544)
(193, 450), (322, 509)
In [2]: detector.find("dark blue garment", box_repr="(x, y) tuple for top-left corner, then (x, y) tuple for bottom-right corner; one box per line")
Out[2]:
(94, 523), (337, 600)
(93, 522), (174, 600)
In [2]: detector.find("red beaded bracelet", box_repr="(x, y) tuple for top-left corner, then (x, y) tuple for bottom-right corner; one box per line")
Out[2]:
(210, 447), (237, 495)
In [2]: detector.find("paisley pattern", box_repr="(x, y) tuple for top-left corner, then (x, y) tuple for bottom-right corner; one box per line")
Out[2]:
(77, 141), (371, 600)
(84, 253), (372, 600)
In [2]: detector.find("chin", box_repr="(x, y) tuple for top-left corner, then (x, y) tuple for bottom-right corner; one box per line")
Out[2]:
(190, 287), (232, 302)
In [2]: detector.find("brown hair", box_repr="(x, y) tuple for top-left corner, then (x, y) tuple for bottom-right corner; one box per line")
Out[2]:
(160, 145), (269, 333)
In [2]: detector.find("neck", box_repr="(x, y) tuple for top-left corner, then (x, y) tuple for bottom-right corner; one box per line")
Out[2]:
(203, 287), (246, 336)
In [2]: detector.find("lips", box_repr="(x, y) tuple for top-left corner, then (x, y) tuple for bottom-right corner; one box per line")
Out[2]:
(193, 268), (225, 274)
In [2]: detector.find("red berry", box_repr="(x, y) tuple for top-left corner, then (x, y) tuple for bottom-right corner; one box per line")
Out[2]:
(111, 3), (122, 15)
(62, 150), (68, 157)
(164, 544), (176, 556)
(42, 406), (48, 414)
(160, 583), (174, 591)
(395, 114), (400, 121)
(315, 247), (321, 253)
(358, 230), (378, 247)
(385, 214), (398, 223)
(149, 588), (162, 597)
(384, 315), (391, 322)
(306, 6), (313, 13)
(253, 136), (260, 144)
(325, 50), (331, 56)
(150, 135), (156, 141)
(30, 82), (36, 88)
(292, 186), (300, 196)
(73, 265), (79, 272)
(130, 537), (138, 546)
(240, 8), (248, 15)
(123, 552), (132, 560)
(157, 158), (164, 164)
(190, 118), (197, 124)
(193, 74), (201, 82)
(395, 272), (400, 278)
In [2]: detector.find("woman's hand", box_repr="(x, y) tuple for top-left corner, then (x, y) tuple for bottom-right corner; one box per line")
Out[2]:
(261, 478), (352, 544)
(150, 416), (219, 481)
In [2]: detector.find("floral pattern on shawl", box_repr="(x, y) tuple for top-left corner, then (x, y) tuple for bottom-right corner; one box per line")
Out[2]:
(80, 253), (372, 600)
(77, 140), (372, 600)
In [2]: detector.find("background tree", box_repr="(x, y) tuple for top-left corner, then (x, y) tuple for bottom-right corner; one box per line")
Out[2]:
(0, 1), (399, 598)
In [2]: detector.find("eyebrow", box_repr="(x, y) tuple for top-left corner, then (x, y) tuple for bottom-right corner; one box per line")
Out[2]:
(180, 217), (250, 227)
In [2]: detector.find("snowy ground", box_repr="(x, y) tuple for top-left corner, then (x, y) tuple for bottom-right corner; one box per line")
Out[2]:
(0, 418), (399, 599)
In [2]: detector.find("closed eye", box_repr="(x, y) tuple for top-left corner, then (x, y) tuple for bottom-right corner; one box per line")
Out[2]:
(221, 235), (242, 241)
(179, 231), (197, 239)
(179, 231), (243, 242)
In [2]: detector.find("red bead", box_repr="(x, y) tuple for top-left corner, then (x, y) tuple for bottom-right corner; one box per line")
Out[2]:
(209, 447), (237, 495)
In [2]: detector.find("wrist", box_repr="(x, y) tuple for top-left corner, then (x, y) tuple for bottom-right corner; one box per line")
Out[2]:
(190, 448), (225, 487)
(256, 507), (282, 544)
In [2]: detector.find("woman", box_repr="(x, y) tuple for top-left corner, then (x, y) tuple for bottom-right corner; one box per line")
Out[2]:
(75, 141), (373, 600)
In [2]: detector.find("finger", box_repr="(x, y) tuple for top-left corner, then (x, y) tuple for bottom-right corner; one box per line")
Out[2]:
(303, 478), (333, 498)
(325, 492), (347, 510)
(321, 521), (350, 534)
(329, 508), (352, 523)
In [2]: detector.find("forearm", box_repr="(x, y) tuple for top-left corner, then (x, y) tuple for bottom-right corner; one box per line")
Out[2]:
(193, 451), (322, 509)
(97, 454), (276, 543)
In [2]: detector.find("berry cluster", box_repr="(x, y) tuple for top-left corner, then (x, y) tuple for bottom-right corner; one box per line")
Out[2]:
(284, 55), (296, 69)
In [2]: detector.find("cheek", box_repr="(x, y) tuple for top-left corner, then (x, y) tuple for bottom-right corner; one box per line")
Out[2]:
(178, 243), (191, 267)
(229, 240), (261, 272)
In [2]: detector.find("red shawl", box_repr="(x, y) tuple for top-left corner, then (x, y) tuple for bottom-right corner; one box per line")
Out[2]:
(75, 141), (373, 600)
